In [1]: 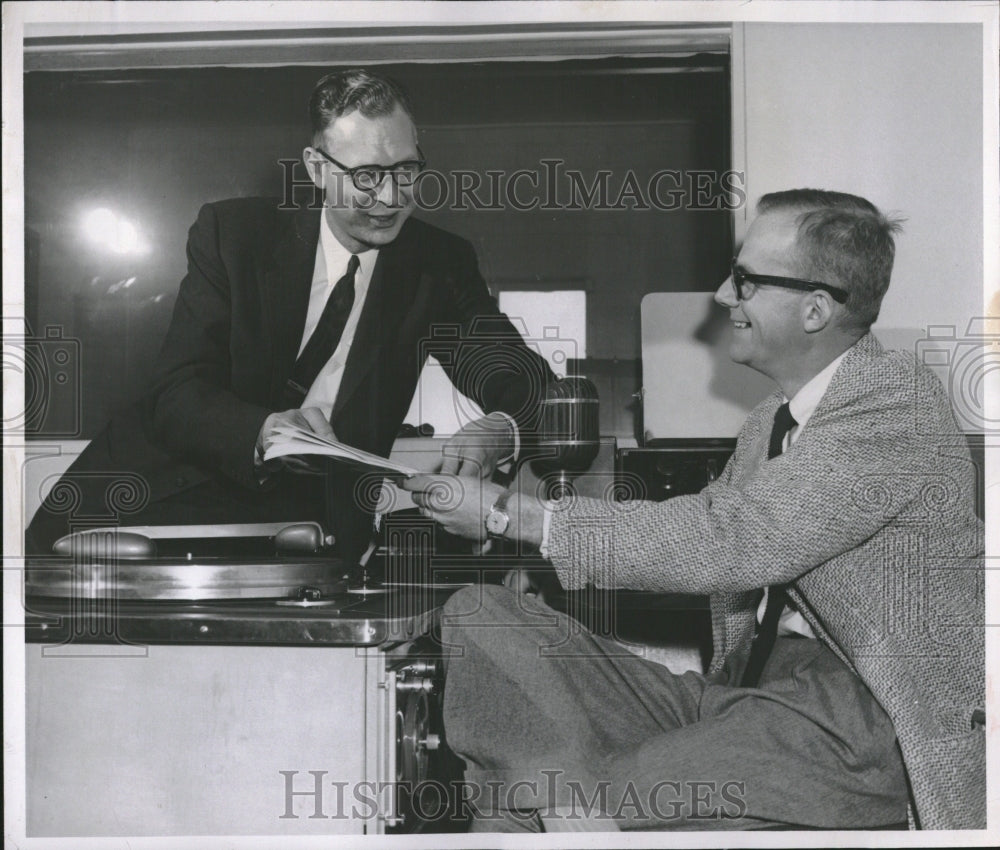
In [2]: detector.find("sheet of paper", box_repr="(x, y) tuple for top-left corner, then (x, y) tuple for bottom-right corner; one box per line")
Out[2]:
(263, 423), (418, 477)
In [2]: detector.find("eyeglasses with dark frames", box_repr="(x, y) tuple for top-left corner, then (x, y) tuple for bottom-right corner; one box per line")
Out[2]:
(730, 258), (849, 304)
(313, 146), (426, 191)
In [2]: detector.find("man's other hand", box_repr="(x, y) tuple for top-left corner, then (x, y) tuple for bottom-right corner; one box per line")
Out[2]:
(402, 474), (505, 542)
(439, 412), (515, 477)
(401, 474), (545, 548)
(257, 407), (337, 476)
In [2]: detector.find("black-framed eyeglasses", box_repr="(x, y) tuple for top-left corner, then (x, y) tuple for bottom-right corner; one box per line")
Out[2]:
(730, 258), (849, 304)
(313, 146), (426, 191)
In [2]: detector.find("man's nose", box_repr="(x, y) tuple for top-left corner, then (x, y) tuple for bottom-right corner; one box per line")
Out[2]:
(371, 174), (404, 207)
(714, 276), (739, 308)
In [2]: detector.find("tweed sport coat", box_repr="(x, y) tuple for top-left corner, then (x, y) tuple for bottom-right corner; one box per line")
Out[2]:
(548, 333), (985, 829)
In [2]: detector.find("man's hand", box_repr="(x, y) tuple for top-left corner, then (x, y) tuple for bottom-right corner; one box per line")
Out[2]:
(401, 474), (545, 548)
(504, 567), (541, 595)
(256, 407), (337, 475)
(402, 474), (504, 541)
(439, 412), (516, 477)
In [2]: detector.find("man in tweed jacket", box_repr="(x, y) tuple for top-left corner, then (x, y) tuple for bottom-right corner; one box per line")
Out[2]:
(405, 190), (985, 832)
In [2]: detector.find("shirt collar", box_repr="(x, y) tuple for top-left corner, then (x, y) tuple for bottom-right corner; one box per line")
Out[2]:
(319, 212), (376, 283)
(786, 345), (853, 432)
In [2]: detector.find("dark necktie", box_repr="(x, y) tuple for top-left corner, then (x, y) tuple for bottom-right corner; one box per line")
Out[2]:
(284, 254), (360, 408)
(740, 401), (798, 688)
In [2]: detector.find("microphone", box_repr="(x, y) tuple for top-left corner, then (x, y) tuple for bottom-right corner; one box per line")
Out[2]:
(531, 375), (600, 499)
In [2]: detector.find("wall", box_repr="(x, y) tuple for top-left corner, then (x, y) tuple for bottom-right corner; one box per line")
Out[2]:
(737, 23), (985, 353)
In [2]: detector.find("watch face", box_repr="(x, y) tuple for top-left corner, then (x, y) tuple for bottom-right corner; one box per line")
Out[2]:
(485, 509), (509, 536)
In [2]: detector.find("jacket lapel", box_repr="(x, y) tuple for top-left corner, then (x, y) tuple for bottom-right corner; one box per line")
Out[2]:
(264, 207), (321, 402)
(331, 221), (422, 420)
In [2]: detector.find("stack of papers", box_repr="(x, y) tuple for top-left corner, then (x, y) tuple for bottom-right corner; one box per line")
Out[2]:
(262, 422), (418, 478)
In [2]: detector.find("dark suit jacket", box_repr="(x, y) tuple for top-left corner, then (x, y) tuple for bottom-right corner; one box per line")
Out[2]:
(28, 198), (551, 559)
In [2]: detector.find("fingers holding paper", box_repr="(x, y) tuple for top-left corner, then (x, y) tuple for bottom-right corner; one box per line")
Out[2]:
(258, 408), (418, 478)
(257, 408), (336, 474)
(438, 412), (516, 477)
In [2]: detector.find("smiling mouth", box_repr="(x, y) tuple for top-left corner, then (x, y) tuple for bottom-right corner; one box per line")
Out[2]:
(732, 320), (751, 329)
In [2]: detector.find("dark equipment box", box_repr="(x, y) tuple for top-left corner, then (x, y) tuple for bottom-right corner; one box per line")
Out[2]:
(616, 439), (737, 502)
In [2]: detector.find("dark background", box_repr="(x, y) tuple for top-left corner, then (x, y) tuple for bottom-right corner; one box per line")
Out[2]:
(24, 57), (731, 440)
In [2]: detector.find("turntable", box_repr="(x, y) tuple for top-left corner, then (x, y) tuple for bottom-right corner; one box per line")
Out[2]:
(25, 520), (466, 837)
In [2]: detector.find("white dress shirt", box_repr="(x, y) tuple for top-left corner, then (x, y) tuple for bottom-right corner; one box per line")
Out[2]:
(299, 214), (378, 419)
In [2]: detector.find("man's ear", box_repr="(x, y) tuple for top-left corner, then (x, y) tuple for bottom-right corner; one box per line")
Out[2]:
(802, 291), (836, 334)
(302, 147), (323, 189)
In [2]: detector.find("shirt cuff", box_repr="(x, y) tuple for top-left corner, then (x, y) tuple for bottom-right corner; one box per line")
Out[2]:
(538, 500), (556, 559)
(253, 443), (273, 485)
(492, 410), (520, 464)
(254, 425), (275, 485)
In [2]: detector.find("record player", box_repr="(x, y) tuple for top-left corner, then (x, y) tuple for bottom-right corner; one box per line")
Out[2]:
(24, 518), (470, 836)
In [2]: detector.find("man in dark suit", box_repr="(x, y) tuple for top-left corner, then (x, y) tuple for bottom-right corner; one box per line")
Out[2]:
(27, 69), (551, 561)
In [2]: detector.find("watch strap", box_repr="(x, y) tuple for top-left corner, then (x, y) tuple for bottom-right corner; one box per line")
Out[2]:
(491, 490), (511, 514)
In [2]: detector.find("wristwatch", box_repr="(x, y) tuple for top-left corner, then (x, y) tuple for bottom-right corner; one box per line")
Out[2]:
(484, 491), (512, 539)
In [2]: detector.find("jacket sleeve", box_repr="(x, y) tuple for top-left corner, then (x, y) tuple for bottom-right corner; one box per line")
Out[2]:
(149, 203), (272, 489)
(430, 237), (554, 437)
(547, 359), (981, 594)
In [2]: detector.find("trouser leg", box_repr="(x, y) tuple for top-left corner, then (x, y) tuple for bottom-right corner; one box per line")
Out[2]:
(603, 635), (908, 829)
(442, 586), (908, 831)
(441, 584), (710, 825)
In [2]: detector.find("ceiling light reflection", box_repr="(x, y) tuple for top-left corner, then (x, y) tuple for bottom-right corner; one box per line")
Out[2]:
(82, 207), (150, 255)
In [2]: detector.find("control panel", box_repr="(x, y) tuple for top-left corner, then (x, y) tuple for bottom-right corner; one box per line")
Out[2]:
(617, 439), (737, 502)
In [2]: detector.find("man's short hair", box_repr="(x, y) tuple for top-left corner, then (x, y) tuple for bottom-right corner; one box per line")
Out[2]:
(309, 68), (415, 142)
(757, 189), (904, 331)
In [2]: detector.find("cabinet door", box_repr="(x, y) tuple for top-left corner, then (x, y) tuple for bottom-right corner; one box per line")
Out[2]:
(27, 643), (375, 836)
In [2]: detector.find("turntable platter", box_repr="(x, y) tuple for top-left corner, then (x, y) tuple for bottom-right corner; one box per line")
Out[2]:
(25, 557), (349, 601)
